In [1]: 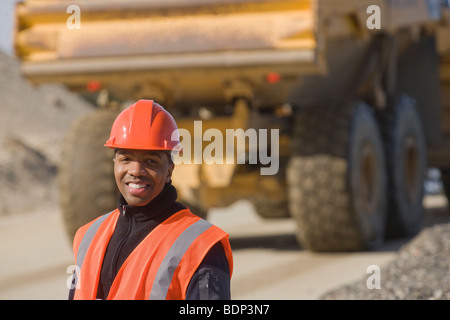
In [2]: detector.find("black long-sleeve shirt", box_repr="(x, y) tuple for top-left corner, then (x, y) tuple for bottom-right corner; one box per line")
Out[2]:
(68, 183), (231, 300)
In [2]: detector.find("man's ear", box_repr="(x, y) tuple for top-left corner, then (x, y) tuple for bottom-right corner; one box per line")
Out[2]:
(166, 163), (174, 183)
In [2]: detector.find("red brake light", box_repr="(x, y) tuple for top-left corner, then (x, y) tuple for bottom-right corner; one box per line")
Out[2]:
(86, 81), (101, 92)
(265, 72), (281, 84)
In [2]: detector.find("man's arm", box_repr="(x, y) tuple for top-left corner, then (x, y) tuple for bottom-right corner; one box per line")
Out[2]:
(185, 241), (231, 300)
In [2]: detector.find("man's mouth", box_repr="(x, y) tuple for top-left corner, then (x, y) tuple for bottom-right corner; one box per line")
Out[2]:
(128, 183), (148, 189)
(126, 182), (150, 195)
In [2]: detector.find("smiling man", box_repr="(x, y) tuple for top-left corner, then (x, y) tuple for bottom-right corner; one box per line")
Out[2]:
(68, 100), (233, 300)
(114, 149), (174, 207)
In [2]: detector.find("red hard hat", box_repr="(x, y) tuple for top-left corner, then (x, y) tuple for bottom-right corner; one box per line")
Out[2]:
(104, 100), (182, 153)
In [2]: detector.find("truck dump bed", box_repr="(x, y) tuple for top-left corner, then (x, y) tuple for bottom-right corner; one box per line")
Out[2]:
(16, 0), (321, 106)
(16, 0), (443, 109)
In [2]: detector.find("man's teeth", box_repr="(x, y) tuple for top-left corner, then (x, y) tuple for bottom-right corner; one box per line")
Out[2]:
(129, 183), (147, 189)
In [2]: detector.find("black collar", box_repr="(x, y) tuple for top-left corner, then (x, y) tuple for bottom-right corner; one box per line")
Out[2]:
(117, 182), (179, 222)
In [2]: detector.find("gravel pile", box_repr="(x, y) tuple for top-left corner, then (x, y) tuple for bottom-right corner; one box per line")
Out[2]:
(321, 222), (450, 300)
(0, 51), (94, 215)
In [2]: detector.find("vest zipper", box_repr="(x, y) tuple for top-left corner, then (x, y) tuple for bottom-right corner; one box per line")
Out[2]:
(110, 205), (132, 283)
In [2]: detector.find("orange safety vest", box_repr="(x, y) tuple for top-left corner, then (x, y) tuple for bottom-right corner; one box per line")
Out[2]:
(71, 208), (233, 300)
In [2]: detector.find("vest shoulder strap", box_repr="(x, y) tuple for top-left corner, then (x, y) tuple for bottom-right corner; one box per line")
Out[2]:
(72, 210), (117, 296)
(148, 217), (214, 299)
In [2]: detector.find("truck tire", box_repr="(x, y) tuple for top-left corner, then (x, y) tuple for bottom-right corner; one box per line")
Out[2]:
(182, 198), (208, 220)
(250, 194), (290, 219)
(378, 94), (426, 237)
(58, 109), (119, 240)
(250, 168), (290, 219)
(287, 101), (387, 251)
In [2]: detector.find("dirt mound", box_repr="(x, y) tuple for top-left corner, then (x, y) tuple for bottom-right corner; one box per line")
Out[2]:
(0, 51), (94, 215)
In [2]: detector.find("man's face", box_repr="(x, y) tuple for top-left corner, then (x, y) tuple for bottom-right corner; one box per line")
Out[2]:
(113, 149), (174, 206)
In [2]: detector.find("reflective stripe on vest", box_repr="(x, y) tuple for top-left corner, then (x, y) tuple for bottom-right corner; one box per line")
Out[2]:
(76, 212), (113, 273)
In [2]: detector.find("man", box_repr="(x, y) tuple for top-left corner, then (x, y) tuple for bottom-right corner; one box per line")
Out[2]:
(69, 100), (233, 300)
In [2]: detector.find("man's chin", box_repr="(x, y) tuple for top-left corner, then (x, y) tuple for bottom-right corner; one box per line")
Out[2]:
(119, 191), (151, 206)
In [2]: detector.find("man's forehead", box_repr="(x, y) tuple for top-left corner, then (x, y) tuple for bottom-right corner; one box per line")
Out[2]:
(115, 149), (165, 157)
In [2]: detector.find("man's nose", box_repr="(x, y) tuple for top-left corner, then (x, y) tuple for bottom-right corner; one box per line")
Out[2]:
(128, 161), (146, 176)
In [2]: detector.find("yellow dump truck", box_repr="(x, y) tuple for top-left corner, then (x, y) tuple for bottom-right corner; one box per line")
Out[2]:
(14, 0), (450, 251)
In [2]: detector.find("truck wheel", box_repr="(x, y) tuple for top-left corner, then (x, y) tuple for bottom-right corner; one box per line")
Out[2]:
(250, 194), (290, 219)
(287, 101), (387, 251)
(182, 199), (208, 220)
(58, 109), (119, 240)
(378, 94), (426, 237)
(250, 170), (290, 219)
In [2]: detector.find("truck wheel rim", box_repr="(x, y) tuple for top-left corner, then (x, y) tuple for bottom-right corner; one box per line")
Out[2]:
(360, 142), (377, 214)
(404, 135), (420, 204)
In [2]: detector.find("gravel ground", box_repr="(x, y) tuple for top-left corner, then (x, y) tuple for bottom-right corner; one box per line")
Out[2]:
(321, 221), (450, 300)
